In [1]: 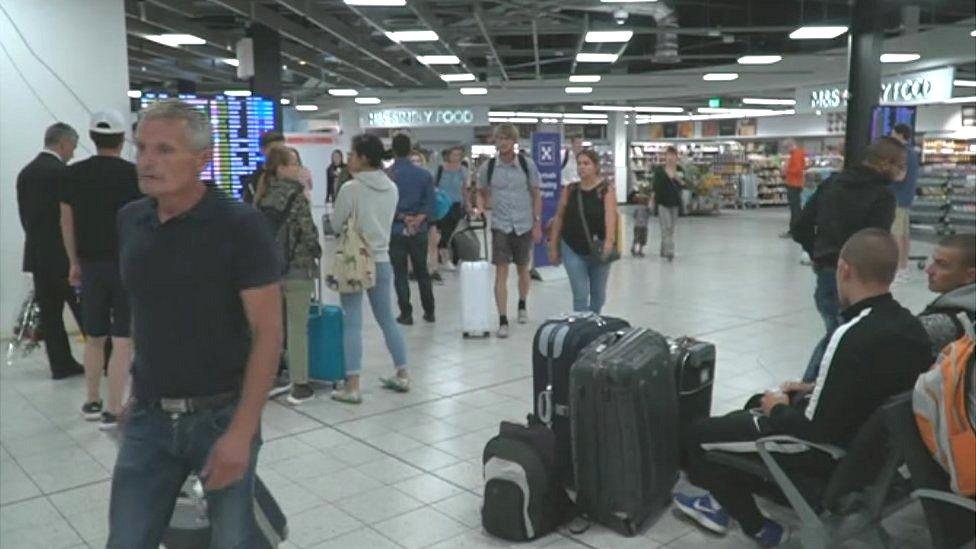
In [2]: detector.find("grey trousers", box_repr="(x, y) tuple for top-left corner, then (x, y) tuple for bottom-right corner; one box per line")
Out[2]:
(659, 206), (679, 258)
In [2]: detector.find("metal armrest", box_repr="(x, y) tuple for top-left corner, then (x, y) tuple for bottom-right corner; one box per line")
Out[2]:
(754, 436), (836, 528)
(913, 489), (976, 512)
(756, 435), (847, 461)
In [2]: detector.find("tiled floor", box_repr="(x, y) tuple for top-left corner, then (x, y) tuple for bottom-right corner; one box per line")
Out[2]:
(1, 208), (937, 548)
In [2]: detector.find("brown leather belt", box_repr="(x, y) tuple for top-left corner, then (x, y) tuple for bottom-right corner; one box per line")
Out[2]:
(154, 392), (238, 414)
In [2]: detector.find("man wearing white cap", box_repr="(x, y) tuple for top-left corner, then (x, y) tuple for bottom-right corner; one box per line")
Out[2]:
(60, 109), (142, 430)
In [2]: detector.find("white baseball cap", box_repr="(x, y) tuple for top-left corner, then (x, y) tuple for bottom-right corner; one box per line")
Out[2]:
(89, 110), (127, 135)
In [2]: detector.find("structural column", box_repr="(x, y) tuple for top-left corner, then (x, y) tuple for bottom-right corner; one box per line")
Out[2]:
(247, 23), (282, 128)
(843, 0), (884, 166)
(611, 111), (628, 203)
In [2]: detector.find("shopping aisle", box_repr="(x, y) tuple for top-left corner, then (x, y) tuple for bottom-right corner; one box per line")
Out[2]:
(0, 208), (935, 548)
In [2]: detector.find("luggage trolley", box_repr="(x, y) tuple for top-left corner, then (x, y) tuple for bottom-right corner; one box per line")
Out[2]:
(6, 285), (43, 365)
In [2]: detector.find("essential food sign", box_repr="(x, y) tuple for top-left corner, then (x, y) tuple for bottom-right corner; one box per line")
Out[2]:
(796, 67), (954, 113)
(360, 107), (489, 128)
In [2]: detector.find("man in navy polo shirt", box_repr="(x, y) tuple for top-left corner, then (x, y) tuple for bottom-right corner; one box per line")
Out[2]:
(389, 133), (436, 325)
(107, 101), (283, 548)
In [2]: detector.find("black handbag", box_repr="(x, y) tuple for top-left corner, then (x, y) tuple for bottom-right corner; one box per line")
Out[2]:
(576, 182), (619, 264)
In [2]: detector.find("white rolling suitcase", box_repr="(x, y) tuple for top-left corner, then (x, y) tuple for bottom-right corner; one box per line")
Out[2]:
(459, 215), (494, 338)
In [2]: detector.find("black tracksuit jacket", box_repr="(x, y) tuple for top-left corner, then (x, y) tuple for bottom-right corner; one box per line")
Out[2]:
(769, 293), (931, 447)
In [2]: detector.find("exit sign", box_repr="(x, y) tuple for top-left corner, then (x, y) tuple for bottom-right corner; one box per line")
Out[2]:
(708, 97), (722, 108)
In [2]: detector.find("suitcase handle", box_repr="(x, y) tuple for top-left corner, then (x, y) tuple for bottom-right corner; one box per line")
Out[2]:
(315, 264), (323, 302)
(537, 388), (552, 425)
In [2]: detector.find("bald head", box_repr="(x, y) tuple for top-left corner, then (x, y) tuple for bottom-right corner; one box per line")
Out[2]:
(840, 228), (899, 286)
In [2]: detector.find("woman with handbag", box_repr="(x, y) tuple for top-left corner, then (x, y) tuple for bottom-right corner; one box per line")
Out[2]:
(327, 134), (408, 404)
(547, 149), (619, 314)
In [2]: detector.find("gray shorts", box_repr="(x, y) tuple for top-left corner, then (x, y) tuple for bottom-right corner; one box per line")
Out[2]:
(491, 229), (533, 266)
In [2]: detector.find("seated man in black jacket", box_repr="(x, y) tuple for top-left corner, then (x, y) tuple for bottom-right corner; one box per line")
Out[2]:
(673, 229), (931, 547)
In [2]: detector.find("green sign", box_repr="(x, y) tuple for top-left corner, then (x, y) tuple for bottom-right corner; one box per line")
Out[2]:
(708, 97), (721, 108)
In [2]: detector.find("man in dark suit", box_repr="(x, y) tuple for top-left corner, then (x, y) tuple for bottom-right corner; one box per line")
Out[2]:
(16, 122), (84, 379)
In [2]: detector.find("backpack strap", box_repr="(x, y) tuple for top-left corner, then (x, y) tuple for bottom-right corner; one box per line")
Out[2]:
(518, 153), (531, 194)
(562, 151), (569, 169)
(962, 314), (975, 340)
(436, 165), (443, 186)
(279, 188), (303, 263)
(281, 188), (301, 224)
(486, 157), (496, 188)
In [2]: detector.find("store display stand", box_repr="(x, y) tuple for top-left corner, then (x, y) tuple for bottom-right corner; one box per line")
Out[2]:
(914, 138), (976, 238)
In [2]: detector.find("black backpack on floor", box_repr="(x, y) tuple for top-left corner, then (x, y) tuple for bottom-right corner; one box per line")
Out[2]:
(482, 415), (570, 542)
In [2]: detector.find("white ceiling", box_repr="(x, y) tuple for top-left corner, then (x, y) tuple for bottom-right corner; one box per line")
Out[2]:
(300, 18), (975, 113)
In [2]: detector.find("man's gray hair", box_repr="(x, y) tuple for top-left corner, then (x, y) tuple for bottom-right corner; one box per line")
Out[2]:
(44, 122), (78, 147)
(138, 100), (212, 150)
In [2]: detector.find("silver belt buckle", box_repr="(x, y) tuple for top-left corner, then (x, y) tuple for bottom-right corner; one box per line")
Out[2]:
(160, 398), (189, 414)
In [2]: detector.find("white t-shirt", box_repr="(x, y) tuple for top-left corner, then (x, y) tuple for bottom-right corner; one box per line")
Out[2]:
(561, 149), (580, 186)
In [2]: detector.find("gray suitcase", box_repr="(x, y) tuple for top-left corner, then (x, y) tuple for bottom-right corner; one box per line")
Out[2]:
(449, 215), (487, 263)
(570, 327), (679, 536)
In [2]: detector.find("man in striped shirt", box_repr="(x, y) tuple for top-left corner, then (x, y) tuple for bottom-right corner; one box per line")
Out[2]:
(673, 228), (931, 547)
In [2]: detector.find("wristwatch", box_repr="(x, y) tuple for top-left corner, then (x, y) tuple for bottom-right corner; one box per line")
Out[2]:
(534, 215), (542, 222)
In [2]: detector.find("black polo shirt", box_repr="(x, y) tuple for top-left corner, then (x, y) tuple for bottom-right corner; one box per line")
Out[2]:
(118, 187), (280, 400)
(61, 156), (142, 261)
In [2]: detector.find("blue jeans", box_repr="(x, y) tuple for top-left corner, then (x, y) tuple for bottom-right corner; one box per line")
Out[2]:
(802, 267), (841, 382)
(107, 400), (262, 548)
(340, 262), (407, 375)
(560, 240), (612, 314)
(812, 266), (840, 333)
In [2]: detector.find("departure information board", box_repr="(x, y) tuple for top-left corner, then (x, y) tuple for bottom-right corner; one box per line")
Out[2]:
(139, 93), (277, 200)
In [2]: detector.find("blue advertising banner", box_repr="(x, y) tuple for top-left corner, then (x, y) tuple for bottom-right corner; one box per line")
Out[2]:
(532, 132), (562, 268)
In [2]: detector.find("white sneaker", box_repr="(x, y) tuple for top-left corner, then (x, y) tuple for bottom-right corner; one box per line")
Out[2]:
(496, 324), (509, 338)
(517, 309), (528, 324)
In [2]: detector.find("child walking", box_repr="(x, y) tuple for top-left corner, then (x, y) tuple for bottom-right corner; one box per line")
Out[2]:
(631, 195), (651, 257)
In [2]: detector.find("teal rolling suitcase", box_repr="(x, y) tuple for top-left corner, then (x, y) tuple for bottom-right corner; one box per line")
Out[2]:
(308, 279), (345, 383)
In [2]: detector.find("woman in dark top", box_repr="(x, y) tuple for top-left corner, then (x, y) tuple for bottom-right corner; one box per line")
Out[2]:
(652, 146), (684, 262)
(326, 149), (344, 204)
(548, 150), (619, 314)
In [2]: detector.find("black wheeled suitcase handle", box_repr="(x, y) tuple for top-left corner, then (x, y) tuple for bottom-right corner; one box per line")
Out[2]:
(540, 328), (557, 426)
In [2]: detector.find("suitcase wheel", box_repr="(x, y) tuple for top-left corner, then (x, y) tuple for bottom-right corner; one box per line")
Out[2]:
(462, 332), (469, 339)
(482, 331), (489, 337)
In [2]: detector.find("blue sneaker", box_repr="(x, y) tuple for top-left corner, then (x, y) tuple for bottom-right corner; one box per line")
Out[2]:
(752, 519), (790, 547)
(672, 492), (730, 534)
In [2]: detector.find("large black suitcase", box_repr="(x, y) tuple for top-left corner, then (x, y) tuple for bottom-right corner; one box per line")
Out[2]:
(532, 313), (629, 487)
(669, 337), (716, 442)
(570, 327), (679, 537)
